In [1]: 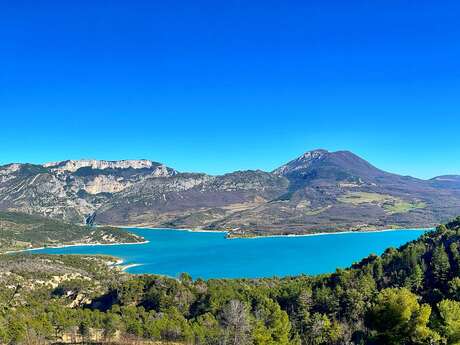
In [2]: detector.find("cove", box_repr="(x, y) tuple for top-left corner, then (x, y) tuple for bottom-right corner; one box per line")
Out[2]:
(30, 228), (429, 279)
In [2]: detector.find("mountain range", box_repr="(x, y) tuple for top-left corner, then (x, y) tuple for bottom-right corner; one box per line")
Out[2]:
(1, 150), (459, 236)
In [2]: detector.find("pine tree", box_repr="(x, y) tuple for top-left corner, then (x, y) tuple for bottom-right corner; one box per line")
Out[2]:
(405, 264), (424, 292)
(431, 245), (451, 285)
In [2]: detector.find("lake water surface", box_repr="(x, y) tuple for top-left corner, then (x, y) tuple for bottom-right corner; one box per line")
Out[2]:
(31, 228), (428, 279)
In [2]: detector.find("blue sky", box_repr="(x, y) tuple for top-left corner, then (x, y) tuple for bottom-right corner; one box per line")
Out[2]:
(1, 0), (459, 178)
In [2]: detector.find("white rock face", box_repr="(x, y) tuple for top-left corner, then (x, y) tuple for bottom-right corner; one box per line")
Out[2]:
(44, 159), (160, 172)
(41, 160), (177, 195)
(273, 149), (328, 175)
(151, 164), (174, 177)
(0, 164), (22, 183)
(0, 164), (22, 175)
(83, 175), (133, 194)
(0, 159), (179, 222)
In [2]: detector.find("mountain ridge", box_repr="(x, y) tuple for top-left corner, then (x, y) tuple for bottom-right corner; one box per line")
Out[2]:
(43, 158), (177, 175)
(0, 152), (453, 180)
(1, 150), (459, 236)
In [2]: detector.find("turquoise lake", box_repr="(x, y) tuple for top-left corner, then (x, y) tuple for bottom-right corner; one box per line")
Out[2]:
(31, 228), (429, 279)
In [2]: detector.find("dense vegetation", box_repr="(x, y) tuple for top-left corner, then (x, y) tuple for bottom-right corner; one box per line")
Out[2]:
(0, 211), (144, 252)
(1, 218), (460, 344)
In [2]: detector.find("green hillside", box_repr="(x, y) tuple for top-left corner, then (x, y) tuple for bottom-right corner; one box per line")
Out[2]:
(1, 217), (460, 344)
(0, 211), (144, 252)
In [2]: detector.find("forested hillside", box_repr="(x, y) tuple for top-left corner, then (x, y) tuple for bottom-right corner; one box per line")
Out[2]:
(0, 211), (144, 252)
(1, 218), (460, 344)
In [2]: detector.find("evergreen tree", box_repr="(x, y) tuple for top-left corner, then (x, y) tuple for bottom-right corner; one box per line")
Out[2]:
(431, 245), (451, 285)
(405, 264), (424, 292)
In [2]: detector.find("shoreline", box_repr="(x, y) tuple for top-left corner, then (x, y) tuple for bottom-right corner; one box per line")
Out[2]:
(120, 263), (143, 271)
(3, 226), (433, 278)
(3, 226), (433, 255)
(228, 227), (433, 240)
(4, 240), (150, 254)
(114, 225), (225, 233)
(108, 258), (142, 272)
(114, 224), (432, 240)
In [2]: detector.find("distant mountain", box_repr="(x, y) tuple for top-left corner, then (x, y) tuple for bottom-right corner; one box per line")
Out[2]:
(430, 175), (460, 190)
(95, 170), (288, 227)
(0, 159), (176, 223)
(0, 152), (459, 236)
(207, 150), (460, 235)
(273, 149), (390, 182)
(43, 159), (175, 173)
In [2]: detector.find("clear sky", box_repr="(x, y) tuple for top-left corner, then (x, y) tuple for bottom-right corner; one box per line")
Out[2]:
(1, 1), (459, 179)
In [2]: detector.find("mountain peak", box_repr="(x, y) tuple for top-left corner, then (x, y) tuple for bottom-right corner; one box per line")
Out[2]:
(272, 149), (330, 176)
(299, 149), (329, 159)
(272, 149), (392, 184)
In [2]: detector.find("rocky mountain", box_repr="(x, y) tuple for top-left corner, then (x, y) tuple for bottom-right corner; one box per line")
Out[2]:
(0, 152), (459, 236)
(95, 170), (289, 227)
(210, 150), (460, 235)
(43, 159), (169, 173)
(274, 149), (401, 184)
(0, 159), (176, 224)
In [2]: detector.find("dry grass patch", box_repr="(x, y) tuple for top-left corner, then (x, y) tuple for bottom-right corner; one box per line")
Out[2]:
(338, 192), (426, 214)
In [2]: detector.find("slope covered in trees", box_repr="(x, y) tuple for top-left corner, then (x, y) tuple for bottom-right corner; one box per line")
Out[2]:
(1, 217), (460, 344)
(0, 211), (144, 252)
